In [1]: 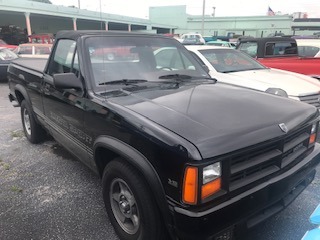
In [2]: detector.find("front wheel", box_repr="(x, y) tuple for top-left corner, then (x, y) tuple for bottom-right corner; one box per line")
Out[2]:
(20, 100), (46, 143)
(102, 159), (166, 240)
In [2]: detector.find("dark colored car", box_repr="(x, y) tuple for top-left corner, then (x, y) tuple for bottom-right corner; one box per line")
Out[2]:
(0, 47), (18, 81)
(7, 31), (320, 240)
(0, 25), (28, 45)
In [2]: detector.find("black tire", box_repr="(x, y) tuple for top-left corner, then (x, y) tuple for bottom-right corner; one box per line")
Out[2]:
(102, 158), (166, 240)
(20, 100), (46, 144)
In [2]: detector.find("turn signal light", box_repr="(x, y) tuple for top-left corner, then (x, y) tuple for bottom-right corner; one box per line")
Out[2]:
(309, 133), (316, 145)
(183, 166), (198, 205)
(201, 178), (221, 199)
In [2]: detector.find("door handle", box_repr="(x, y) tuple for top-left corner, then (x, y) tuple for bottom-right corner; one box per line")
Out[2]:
(43, 83), (50, 94)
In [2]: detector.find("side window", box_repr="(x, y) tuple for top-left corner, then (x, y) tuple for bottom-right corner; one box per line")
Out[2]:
(265, 42), (298, 56)
(238, 42), (257, 58)
(19, 46), (32, 54)
(48, 39), (77, 76)
(298, 46), (320, 57)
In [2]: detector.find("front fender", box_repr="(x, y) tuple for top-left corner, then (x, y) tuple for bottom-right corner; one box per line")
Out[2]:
(93, 136), (175, 238)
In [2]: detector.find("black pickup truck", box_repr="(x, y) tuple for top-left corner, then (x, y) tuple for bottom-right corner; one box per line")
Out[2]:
(7, 31), (320, 240)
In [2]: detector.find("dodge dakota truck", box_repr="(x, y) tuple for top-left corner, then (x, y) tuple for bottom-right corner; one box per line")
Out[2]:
(237, 37), (320, 80)
(8, 31), (320, 240)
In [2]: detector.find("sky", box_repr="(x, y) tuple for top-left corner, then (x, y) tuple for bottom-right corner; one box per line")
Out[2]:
(50, 0), (320, 19)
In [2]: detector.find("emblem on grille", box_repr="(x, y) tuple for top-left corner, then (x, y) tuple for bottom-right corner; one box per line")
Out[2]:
(279, 123), (288, 133)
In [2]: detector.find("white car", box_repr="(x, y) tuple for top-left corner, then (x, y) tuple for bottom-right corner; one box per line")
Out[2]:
(296, 39), (320, 57)
(14, 43), (52, 59)
(186, 45), (320, 109)
(180, 33), (205, 45)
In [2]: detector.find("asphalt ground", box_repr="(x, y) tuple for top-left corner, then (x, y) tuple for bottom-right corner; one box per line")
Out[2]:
(0, 82), (319, 240)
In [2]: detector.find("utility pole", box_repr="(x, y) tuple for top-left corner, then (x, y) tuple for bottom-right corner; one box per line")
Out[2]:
(201, 0), (205, 35)
(78, 0), (80, 9)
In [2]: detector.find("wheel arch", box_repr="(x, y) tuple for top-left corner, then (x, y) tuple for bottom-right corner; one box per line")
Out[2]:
(94, 136), (175, 238)
(14, 84), (31, 105)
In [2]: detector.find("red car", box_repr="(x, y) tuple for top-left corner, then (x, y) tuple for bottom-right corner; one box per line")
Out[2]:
(28, 33), (54, 44)
(0, 39), (17, 50)
(237, 37), (320, 80)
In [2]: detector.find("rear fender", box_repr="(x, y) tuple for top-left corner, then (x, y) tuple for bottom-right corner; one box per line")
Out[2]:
(13, 84), (31, 105)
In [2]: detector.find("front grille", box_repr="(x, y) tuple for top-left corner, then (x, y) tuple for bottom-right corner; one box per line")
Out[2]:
(299, 94), (320, 109)
(229, 125), (312, 191)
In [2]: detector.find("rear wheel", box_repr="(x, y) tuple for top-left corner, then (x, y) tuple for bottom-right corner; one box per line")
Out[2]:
(20, 100), (46, 143)
(102, 158), (166, 240)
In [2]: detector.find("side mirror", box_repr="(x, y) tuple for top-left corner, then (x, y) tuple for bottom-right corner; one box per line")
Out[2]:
(53, 73), (83, 91)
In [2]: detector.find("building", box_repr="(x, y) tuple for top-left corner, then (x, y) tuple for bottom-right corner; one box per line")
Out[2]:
(0, 0), (177, 36)
(0, 1), (319, 40)
(149, 5), (320, 38)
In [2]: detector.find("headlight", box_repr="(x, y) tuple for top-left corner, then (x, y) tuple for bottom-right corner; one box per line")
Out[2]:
(265, 88), (288, 98)
(182, 162), (222, 205)
(203, 162), (221, 184)
(201, 162), (221, 200)
(311, 122), (317, 134)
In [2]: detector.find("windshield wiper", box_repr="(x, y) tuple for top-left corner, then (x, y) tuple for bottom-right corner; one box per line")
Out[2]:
(99, 79), (148, 86)
(159, 74), (217, 83)
(159, 74), (193, 80)
(191, 76), (218, 83)
(222, 68), (265, 73)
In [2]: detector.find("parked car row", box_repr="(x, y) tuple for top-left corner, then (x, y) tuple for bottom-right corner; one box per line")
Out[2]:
(0, 39), (53, 80)
(179, 33), (237, 48)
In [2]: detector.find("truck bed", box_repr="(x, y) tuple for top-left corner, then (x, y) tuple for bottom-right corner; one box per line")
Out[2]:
(258, 57), (320, 77)
(12, 58), (47, 73)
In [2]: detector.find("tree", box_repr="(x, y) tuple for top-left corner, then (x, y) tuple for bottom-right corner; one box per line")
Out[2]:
(28, 0), (52, 4)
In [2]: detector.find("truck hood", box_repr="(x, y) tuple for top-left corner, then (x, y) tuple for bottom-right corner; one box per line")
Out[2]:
(212, 68), (320, 97)
(108, 82), (317, 159)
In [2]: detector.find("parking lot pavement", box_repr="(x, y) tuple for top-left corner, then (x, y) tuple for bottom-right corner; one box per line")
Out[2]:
(0, 82), (319, 240)
(0, 83), (119, 240)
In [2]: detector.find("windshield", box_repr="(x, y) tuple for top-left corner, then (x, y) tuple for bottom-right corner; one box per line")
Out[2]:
(0, 48), (18, 60)
(198, 48), (266, 73)
(85, 36), (209, 90)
